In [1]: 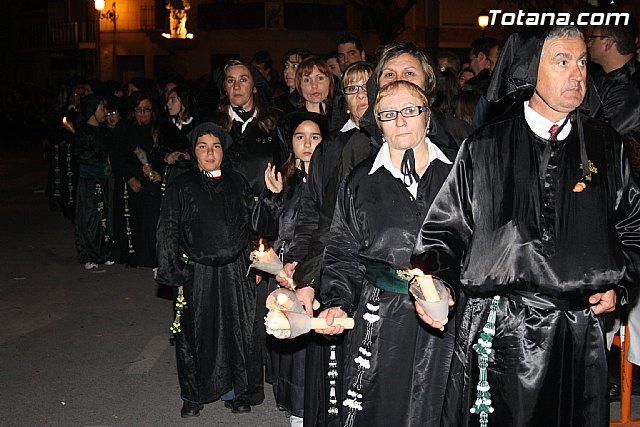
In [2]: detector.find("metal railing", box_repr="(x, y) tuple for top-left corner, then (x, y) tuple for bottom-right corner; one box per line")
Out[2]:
(25, 21), (96, 49)
(140, 5), (156, 30)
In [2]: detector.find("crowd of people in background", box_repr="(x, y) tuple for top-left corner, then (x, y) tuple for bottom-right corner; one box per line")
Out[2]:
(36, 21), (640, 427)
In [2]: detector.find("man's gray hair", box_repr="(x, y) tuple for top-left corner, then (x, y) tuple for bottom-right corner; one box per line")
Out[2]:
(545, 26), (584, 42)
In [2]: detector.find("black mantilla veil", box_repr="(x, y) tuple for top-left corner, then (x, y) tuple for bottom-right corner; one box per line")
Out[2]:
(486, 26), (591, 181)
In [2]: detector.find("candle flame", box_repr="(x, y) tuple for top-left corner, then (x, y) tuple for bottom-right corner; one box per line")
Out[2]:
(62, 116), (68, 125)
(408, 268), (425, 277)
(258, 238), (265, 253)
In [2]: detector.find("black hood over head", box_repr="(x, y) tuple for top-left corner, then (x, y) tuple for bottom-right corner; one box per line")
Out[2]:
(486, 27), (549, 103)
(281, 111), (328, 153)
(187, 122), (234, 166)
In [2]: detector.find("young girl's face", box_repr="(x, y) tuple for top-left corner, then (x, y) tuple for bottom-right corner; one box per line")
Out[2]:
(292, 120), (322, 164)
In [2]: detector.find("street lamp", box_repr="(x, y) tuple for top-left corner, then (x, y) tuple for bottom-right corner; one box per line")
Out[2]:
(478, 9), (489, 36)
(95, 1), (117, 23)
(94, 0), (117, 80)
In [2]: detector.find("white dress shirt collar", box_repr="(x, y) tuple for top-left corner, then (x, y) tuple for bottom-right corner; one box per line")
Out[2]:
(523, 100), (572, 141)
(369, 137), (452, 198)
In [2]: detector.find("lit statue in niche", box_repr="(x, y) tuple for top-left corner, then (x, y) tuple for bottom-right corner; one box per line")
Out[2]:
(166, 0), (191, 39)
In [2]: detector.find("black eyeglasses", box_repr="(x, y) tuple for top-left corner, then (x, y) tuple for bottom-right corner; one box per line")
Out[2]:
(343, 84), (367, 95)
(588, 35), (609, 40)
(106, 111), (119, 117)
(377, 106), (430, 122)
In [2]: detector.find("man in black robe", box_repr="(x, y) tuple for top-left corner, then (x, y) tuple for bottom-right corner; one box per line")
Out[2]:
(156, 123), (261, 417)
(412, 26), (640, 427)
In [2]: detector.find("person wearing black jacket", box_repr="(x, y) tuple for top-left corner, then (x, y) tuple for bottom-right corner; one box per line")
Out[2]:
(109, 93), (161, 267)
(73, 95), (115, 270)
(589, 23), (640, 177)
(252, 112), (326, 427)
(158, 85), (196, 192)
(215, 60), (283, 196)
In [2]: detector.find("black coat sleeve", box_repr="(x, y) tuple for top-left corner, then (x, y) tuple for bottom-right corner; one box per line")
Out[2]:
(155, 182), (189, 287)
(614, 140), (640, 305)
(320, 178), (366, 315)
(411, 141), (474, 294)
(252, 187), (284, 241)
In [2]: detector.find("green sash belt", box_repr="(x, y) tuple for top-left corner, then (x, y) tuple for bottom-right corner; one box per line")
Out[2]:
(364, 261), (410, 295)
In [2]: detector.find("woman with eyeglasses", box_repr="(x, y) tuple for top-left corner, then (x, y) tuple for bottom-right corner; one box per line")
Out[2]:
(109, 93), (162, 267)
(276, 61), (374, 427)
(315, 81), (456, 427)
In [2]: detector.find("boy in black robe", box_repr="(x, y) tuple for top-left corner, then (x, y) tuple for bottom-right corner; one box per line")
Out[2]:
(156, 123), (261, 417)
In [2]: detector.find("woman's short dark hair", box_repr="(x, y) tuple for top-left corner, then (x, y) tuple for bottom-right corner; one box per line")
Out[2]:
(374, 40), (436, 96)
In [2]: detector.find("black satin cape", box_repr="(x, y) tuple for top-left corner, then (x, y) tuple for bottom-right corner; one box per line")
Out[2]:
(321, 155), (455, 427)
(411, 104), (640, 426)
(156, 167), (263, 405)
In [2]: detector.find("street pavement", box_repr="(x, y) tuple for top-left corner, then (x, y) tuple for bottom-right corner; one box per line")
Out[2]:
(0, 146), (287, 426)
(2, 144), (640, 426)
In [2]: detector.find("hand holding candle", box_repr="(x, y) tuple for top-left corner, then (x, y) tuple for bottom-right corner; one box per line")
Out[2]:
(250, 240), (296, 288)
(408, 268), (450, 326)
(264, 288), (354, 339)
(61, 117), (75, 134)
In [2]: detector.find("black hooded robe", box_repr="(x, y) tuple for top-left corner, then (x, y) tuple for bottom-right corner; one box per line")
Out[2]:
(411, 105), (640, 427)
(156, 166), (262, 405)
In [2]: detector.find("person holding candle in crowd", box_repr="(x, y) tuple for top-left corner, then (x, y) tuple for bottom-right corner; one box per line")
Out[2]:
(316, 80), (455, 427)
(252, 111), (327, 427)
(73, 94), (115, 270)
(411, 26), (640, 427)
(156, 122), (261, 417)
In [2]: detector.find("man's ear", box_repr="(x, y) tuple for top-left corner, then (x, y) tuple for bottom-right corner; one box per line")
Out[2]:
(360, 50), (366, 60)
(604, 37), (615, 52)
(478, 52), (489, 69)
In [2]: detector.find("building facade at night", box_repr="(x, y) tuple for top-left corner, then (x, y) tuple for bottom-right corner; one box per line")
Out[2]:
(6, 0), (638, 88)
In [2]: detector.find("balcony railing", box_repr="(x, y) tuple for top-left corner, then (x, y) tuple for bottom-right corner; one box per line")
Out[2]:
(24, 21), (96, 50)
(140, 5), (156, 30)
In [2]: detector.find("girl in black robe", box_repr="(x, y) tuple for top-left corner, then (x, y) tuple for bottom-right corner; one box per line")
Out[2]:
(73, 95), (115, 268)
(318, 81), (455, 427)
(156, 122), (261, 417)
(252, 112), (327, 426)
